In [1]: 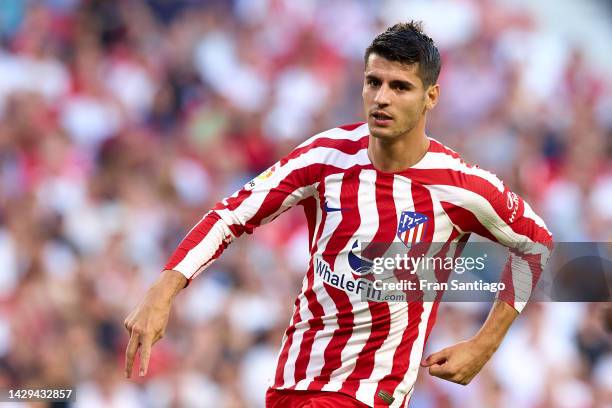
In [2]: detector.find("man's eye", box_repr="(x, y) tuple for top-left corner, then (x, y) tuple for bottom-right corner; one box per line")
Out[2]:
(367, 79), (379, 86)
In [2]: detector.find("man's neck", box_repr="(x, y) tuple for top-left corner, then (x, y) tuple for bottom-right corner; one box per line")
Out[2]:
(367, 129), (430, 173)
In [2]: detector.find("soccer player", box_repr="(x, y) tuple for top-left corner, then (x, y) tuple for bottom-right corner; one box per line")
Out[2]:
(124, 22), (552, 407)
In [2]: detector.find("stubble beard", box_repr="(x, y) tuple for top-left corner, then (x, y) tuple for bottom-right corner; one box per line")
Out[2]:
(367, 97), (426, 141)
(370, 116), (418, 142)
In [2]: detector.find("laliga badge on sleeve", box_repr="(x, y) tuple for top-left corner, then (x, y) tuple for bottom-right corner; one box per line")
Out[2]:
(245, 164), (277, 191)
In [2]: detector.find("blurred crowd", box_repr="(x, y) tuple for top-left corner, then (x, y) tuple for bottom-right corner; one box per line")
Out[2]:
(0, 0), (610, 407)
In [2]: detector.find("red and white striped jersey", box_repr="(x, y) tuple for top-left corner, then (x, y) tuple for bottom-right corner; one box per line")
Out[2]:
(165, 122), (553, 407)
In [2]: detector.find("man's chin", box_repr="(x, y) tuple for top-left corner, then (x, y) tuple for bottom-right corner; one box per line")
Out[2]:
(368, 124), (396, 139)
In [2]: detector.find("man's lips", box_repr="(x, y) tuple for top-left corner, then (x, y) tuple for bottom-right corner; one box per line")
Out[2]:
(371, 110), (393, 126)
(371, 110), (393, 120)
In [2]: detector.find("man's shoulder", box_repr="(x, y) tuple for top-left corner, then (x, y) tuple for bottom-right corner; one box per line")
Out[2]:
(426, 137), (505, 192)
(296, 122), (369, 150)
(278, 123), (369, 170)
(427, 137), (468, 165)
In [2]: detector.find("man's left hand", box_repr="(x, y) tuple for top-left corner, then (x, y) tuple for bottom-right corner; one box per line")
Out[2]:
(420, 339), (494, 385)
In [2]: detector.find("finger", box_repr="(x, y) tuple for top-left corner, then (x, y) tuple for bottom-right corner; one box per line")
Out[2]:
(421, 349), (449, 367)
(139, 335), (154, 377)
(428, 363), (453, 379)
(124, 317), (132, 332)
(124, 309), (137, 332)
(125, 332), (140, 379)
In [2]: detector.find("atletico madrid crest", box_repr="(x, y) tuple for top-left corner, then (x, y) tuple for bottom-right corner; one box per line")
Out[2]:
(397, 210), (429, 247)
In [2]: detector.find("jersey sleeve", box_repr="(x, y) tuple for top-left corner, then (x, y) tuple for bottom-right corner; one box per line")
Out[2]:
(462, 171), (553, 313)
(164, 146), (318, 286)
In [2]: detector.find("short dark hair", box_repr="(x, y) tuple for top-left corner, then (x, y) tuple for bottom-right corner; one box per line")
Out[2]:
(364, 21), (441, 88)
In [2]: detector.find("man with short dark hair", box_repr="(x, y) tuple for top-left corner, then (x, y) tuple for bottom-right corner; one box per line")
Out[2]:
(125, 21), (552, 407)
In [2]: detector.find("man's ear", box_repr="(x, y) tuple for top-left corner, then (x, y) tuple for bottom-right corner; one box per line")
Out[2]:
(425, 84), (440, 111)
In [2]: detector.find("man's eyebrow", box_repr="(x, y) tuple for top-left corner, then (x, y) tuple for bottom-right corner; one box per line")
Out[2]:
(365, 74), (415, 87)
(389, 79), (414, 88)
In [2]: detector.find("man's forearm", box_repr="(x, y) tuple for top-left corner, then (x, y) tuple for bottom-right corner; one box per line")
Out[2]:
(421, 300), (519, 385)
(149, 269), (188, 301)
(472, 300), (518, 357)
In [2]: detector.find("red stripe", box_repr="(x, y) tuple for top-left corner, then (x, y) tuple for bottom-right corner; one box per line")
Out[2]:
(374, 182), (434, 404)
(166, 136), (370, 287)
(410, 168), (552, 244)
(227, 162), (369, 236)
(338, 122), (366, 131)
(498, 251), (543, 308)
(308, 169), (363, 391)
(425, 138), (552, 244)
(523, 252), (544, 290)
(242, 169), (310, 233)
(440, 200), (528, 309)
(440, 199), (550, 309)
(274, 197), (323, 387)
(216, 131), (366, 216)
(164, 213), (229, 287)
(428, 138), (461, 159)
(414, 231), (470, 392)
(164, 212), (223, 270)
(392, 194), (467, 408)
(274, 294), (303, 386)
(376, 302), (424, 407)
(300, 196), (318, 250)
(289, 179), (333, 386)
(291, 284), (326, 385)
(440, 201), (498, 242)
(497, 255), (517, 307)
(421, 229), (466, 349)
(281, 136), (368, 166)
(339, 172), (396, 396)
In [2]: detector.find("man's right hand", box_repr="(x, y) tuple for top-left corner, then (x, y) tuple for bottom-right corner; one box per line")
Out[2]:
(124, 270), (187, 378)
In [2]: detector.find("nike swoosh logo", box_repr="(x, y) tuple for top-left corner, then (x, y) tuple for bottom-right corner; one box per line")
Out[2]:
(324, 201), (347, 212)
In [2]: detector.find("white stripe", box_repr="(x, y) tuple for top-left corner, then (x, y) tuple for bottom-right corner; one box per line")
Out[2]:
(311, 173), (345, 250)
(354, 175), (415, 405)
(427, 184), (550, 311)
(425, 185), (464, 242)
(281, 176), (343, 388)
(523, 200), (551, 234)
(260, 184), (317, 225)
(282, 300), (313, 387)
(276, 274), (313, 388)
(296, 293), (339, 389)
(295, 172), (345, 390)
(273, 285), (305, 387)
(392, 176), (439, 300)
(415, 223), (423, 242)
(183, 152), (339, 279)
(414, 151), (505, 193)
(231, 146), (369, 228)
(310, 182), (323, 250)
(425, 185), (547, 254)
(509, 252), (534, 310)
(407, 228), (414, 244)
(173, 216), (233, 278)
(355, 382), (379, 407)
(321, 169), (376, 392)
(511, 255), (535, 301)
(296, 123), (369, 148)
(391, 302), (434, 408)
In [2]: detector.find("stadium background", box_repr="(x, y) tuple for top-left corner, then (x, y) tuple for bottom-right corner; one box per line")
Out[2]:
(0, 0), (610, 407)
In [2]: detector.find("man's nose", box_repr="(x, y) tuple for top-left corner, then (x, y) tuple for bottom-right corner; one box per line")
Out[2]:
(373, 85), (390, 106)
